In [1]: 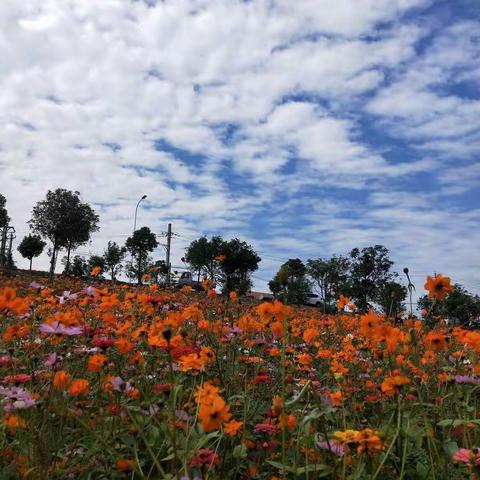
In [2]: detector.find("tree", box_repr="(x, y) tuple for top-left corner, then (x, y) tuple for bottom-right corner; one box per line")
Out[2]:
(269, 258), (311, 305)
(29, 189), (100, 281)
(185, 236), (224, 282)
(218, 238), (261, 295)
(17, 234), (46, 271)
(0, 193), (9, 228)
(346, 245), (396, 312)
(103, 241), (127, 282)
(418, 284), (480, 328)
(376, 281), (407, 319)
(307, 256), (350, 312)
(63, 203), (100, 274)
(125, 227), (158, 285)
(69, 255), (88, 277)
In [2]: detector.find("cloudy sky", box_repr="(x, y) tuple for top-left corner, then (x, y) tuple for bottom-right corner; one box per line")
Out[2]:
(1, 0), (479, 295)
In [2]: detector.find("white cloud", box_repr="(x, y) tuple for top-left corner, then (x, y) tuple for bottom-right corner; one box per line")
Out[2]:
(0, 0), (478, 298)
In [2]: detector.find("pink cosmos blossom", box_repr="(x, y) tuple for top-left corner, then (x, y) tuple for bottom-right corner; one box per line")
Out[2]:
(40, 321), (83, 336)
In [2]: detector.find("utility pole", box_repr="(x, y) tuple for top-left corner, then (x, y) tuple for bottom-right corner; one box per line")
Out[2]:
(166, 223), (172, 285)
(0, 225), (15, 269)
(0, 226), (7, 268)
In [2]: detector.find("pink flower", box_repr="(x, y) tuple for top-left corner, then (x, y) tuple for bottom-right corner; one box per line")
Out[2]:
(40, 321), (83, 336)
(453, 448), (474, 466)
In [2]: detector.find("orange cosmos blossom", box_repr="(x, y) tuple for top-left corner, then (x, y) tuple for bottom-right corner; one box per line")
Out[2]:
(425, 331), (448, 351)
(90, 266), (101, 277)
(380, 376), (410, 396)
(359, 310), (383, 339)
(195, 381), (233, 432)
(0, 287), (30, 315)
(87, 353), (107, 373)
(53, 370), (71, 389)
(2, 413), (27, 432)
(224, 420), (243, 436)
(424, 274), (453, 300)
(68, 379), (90, 396)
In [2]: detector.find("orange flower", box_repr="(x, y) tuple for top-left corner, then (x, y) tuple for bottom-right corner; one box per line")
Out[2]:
(359, 311), (382, 339)
(381, 376), (410, 396)
(356, 428), (382, 454)
(424, 274), (453, 300)
(90, 266), (101, 277)
(87, 354), (107, 373)
(330, 390), (343, 406)
(224, 420), (243, 436)
(68, 379), (90, 396)
(53, 370), (71, 389)
(337, 295), (351, 310)
(116, 459), (134, 472)
(0, 288), (30, 315)
(425, 331), (447, 351)
(195, 382), (232, 432)
(2, 413), (27, 432)
(229, 291), (238, 301)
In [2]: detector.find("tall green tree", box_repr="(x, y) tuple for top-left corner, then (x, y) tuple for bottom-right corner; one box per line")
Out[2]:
(17, 234), (46, 271)
(103, 241), (127, 282)
(418, 284), (480, 328)
(347, 245), (396, 312)
(185, 236), (224, 282)
(29, 189), (100, 281)
(219, 238), (261, 295)
(307, 256), (350, 312)
(0, 193), (9, 228)
(69, 255), (87, 277)
(125, 227), (158, 285)
(269, 258), (311, 305)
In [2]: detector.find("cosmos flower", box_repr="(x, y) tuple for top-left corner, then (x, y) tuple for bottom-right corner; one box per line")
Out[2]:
(40, 321), (83, 336)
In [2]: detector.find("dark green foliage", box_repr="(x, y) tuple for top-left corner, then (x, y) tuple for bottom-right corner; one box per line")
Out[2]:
(17, 234), (46, 271)
(103, 241), (127, 282)
(0, 193), (9, 228)
(376, 280), (407, 319)
(418, 284), (480, 328)
(184, 236), (224, 283)
(269, 258), (311, 305)
(307, 256), (350, 312)
(125, 227), (158, 285)
(219, 238), (261, 295)
(346, 245), (397, 312)
(29, 189), (99, 280)
(185, 236), (261, 294)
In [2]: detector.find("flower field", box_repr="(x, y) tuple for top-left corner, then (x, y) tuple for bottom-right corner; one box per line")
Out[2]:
(1, 274), (480, 479)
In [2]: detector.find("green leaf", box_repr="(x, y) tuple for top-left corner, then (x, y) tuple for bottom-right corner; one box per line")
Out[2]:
(233, 444), (247, 459)
(444, 439), (459, 458)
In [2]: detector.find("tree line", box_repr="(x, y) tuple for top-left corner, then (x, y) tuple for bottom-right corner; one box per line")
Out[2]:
(1, 190), (480, 327)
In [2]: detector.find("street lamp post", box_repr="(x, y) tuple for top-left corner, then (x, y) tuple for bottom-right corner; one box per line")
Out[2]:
(133, 195), (147, 233)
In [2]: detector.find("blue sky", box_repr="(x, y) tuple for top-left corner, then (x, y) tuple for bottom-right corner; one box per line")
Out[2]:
(0, 0), (479, 295)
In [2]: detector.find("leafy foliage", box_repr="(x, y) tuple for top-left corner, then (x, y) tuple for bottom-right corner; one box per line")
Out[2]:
(0, 193), (9, 228)
(346, 245), (397, 312)
(418, 283), (480, 328)
(17, 234), (46, 271)
(29, 189), (99, 280)
(125, 227), (158, 284)
(269, 258), (311, 305)
(307, 256), (350, 311)
(103, 241), (127, 282)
